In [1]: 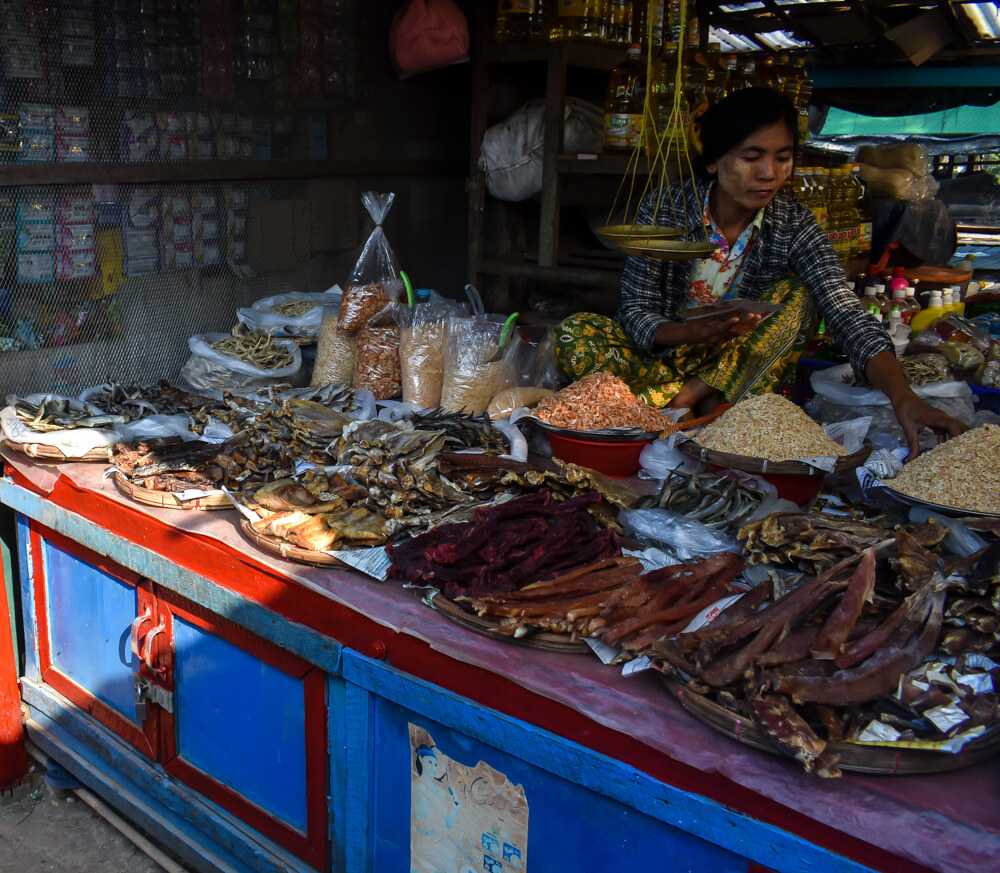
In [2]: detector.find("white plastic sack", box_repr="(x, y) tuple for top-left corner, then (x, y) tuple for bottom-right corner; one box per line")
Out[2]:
(479, 98), (603, 202)
(810, 363), (975, 446)
(236, 287), (343, 338)
(181, 332), (303, 395)
(117, 414), (198, 443)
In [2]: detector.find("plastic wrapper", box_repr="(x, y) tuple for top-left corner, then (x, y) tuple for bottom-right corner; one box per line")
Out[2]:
(857, 143), (932, 176)
(398, 300), (464, 408)
(487, 387), (554, 419)
(338, 281), (390, 333)
(353, 308), (402, 400)
(440, 317), (507, 416)
(619, 507), (740, 563)
(181, 332), (303, 396)
(939, 342), (986, 383)
(237, 287), (342, 338)
(346, 190), (403, 303)
(311, 306), (357, 387)
(810, 362), (975, 448)
(858, 163), (939, 202)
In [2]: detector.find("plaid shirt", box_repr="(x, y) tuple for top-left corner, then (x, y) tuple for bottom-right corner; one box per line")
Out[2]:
(615, 178), (892, 376)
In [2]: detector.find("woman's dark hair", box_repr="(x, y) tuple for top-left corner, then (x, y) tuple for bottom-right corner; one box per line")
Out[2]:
(693, 87), (798, 179)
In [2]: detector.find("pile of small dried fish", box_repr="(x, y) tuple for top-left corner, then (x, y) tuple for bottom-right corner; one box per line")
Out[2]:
(636, 468), (766, 530)
(533, 372), (677, 433)
(654, 534), (1000, 777)
(386, 490), (621, 599)
(269, 300), (320, 318)
(113, 434), (248, 492)
(241, 470), (396, 550)
(939, 542), (1000, 657)
(401, 408), (509, 454)
(210, 324), (295, 369)
(844, 353), (952, 389)
(12, 397), (128, 432)
(82, 383), (165, 420)
(740, 512), (947, 574)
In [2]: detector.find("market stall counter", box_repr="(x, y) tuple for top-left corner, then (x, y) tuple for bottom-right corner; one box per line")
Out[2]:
(2, 448), (998, 873)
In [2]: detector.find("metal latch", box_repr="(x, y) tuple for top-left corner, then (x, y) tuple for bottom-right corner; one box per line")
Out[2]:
(134, 673), (174, 721)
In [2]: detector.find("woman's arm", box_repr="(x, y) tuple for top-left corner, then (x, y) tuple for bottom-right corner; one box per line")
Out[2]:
(865, 350), (969, 458)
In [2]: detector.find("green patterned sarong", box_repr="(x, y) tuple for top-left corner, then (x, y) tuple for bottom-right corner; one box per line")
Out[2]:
(554, 278), (816, 407)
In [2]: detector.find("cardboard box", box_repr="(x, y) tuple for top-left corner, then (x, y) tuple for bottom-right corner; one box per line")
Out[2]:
(246, 199), (311, 272)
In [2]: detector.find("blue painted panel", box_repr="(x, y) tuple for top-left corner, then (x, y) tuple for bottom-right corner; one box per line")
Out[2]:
(173, 615), (308, 831)
(368, 697), (746, 873)
(15, 514), (38, 681)
(44, 539), (139, 721)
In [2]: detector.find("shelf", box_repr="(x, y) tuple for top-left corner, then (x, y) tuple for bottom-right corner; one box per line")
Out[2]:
(485, 41), (623, 71)
(476, 256), (620, 287)
(0, 159), (467, 187)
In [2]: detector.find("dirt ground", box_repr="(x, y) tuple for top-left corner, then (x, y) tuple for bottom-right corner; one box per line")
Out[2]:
(0, 760), (185, 873)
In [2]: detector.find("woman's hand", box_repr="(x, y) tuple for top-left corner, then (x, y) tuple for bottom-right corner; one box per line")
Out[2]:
(865, 350), (969, 458)
(655, 311), (761, 347)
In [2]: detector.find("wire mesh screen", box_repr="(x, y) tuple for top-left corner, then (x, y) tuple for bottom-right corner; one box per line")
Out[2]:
(0, 0), (365, 398)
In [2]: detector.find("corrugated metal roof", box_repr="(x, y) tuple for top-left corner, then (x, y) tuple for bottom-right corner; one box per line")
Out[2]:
(703, 1), (1000, 54)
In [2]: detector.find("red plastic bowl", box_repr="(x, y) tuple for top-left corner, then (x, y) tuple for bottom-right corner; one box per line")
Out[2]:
(547, 432), (653, 478)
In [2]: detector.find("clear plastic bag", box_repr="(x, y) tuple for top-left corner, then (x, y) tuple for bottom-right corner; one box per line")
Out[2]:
(346, 190), (403, 303)
(440, 316), (505, 415)
(398, 301), (461, 408)
(338, 281), (390, 333)
(619, 507), (741, 563)
(354, 307), (402, 400)
(180, 332), (303, 395)
(237, 287), (342, 338)
(311, 305), (357, 386)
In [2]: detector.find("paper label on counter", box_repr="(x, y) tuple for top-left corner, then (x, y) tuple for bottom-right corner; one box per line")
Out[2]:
(328, 545), (390, 581)
(621, 655), (653, 676)
(584, 637), (620, 665)
(1, 406), (29, 441)
(680, 593), (744, 634)
(409, 724), (528, 873)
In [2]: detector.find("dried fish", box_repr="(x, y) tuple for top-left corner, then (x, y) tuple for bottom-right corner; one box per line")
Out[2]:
(210, 323), (295, 369)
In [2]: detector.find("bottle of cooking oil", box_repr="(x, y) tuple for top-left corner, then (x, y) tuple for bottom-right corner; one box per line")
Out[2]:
(703, 42), (727, 106)
(793, 57), (812, 141)
(809, 168), (829, 232)
(604, 43), (646, 152)
(756, 54), (779, 91)
(722, 54), (745, 96)
(649, 41), (687, 153)
(740, 56), (759, 88)
(851, 162), (872, 259)
(495, 1), (549, 42)
(606, 0), (633, 46)
(551, 0), (608, 42)
(774, 53), (794, 94)
(630, 0), (664, 51)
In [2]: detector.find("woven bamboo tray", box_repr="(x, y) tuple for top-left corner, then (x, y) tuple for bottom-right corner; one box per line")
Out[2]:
(660, 673), (1000, 775)
(2, 439), (112, 463)
(114, 471), (232, 511)
(239, 517), (345, 567)
(422, 588), (590, 654)
(679, 436), (873, 476)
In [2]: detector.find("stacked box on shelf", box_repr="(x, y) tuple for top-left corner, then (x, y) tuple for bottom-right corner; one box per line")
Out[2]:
(121, 110), (158, 161)
(16, 189), (56, 283)
(98, 0), (143, 98)
(26, 3), (61, 100)
(157, 0), (199, 95)
(55, 187), (96, 280)
(61, 0), (97, 68)
(224, 185), (247, 266)
(157, 111), (187, 161)
(323, 0), (356, 98)
(0, 189), (15, 276)
(214, 113), (253, 159)
(0, 112), (19, 162)
(201, 0), (234, 103)
(55, 105), (90, 162)
(236, 9), (274, 82)
(138, 0), (161, 99)
(18, 103), (54, 163)
(188, 112), (214, 160)
(123, 186), (158, 276)
(0, 2), (44, 82)
(161, 187), (194, 270)
(192, 186), (221, 266)
(291, 0), (323, 101)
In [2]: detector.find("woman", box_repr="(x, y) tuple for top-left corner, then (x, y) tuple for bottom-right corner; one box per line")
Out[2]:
(556, 87), (965, 457)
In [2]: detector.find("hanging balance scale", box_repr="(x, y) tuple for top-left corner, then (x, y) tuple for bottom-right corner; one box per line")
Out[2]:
(596, 0), (717, 262)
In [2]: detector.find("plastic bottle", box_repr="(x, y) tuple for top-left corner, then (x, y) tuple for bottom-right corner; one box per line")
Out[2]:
(703, 42), (727, 106)
(850, 163), (872, 259)
(942, 288), (954, 314)
(722, 54), (744, 95)
(888, 265), (908, 293)
(495, 0), (549, 42)
(606, 0), (634, 46)
(630, 0), (664, 50)
(951, 284), (966, 316)
(905, 285), (920, 321)
(604, 44), (646, 152)
(756, 54), (779, 91)
(861, 263), (881, 290)
(957, 252), (976, 277)
(774, 53), (795, 94)
(551, 0), (607, 41)
(890, 287), (911, 323)
(650, 42), (686, 146)
(740, 56), (758, 88)
(909, 289), (946, 338)
(873, 283), (892, 316)
(840, 166), (862, 261)
(793, 57), (811, 142)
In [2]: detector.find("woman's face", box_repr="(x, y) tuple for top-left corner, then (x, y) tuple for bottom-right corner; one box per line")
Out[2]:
(707, 120), (795, 215)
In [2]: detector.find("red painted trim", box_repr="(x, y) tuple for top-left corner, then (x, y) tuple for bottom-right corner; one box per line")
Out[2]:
(29, 521), (158, 759)
(157, 589), (328, 869)
(9, 468), (936, 873)
(0, 533), (27, 788)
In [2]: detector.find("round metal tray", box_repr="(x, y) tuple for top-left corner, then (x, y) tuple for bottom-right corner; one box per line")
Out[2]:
(617, 240), (718, 261)
(526, 415), (675, 443)
(878, 482), (1000, 520)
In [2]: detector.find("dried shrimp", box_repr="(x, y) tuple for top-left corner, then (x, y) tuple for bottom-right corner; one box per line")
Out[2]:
(533, 372), (676, 432)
